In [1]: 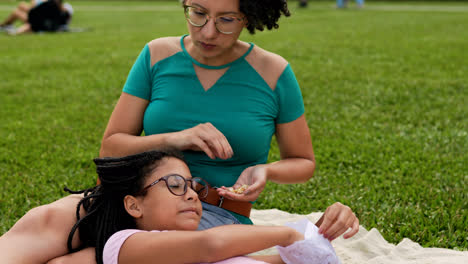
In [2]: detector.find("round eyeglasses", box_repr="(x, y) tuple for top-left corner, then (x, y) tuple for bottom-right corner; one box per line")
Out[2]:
(137, 174), (209, 198)
(184, 5), (245, 35)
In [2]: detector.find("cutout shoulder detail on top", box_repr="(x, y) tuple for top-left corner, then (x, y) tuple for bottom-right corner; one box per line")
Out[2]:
(245, 45), (289, 91)
(193, 65), (230, 92)
(148, 37), (183, 67)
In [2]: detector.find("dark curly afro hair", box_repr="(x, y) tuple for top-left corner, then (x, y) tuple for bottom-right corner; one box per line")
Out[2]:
(240, 0), (290, 34)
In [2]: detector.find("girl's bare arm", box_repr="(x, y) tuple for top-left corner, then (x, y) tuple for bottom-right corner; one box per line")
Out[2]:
(118, 225), (303, 264)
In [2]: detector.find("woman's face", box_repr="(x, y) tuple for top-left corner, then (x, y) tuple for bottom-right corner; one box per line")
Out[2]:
(184, 0), (246, 63)
(136, 157), (202, 231)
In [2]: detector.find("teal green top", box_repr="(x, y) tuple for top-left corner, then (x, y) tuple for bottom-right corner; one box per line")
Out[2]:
(123, 36), (304, 224)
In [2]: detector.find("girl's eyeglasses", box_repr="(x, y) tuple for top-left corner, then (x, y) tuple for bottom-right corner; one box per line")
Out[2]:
(137, 174), (209, 198)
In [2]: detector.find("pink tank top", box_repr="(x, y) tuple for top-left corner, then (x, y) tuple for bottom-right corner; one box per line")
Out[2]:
(103, 229), (268, 264)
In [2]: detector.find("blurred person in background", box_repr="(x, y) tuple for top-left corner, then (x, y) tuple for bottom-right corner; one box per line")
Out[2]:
(337, 0), (364, 9)
(0, 0), (73, 35)
(299, 0), (308, 8)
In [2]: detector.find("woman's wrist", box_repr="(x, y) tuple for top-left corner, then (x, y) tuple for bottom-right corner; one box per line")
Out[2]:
(163, 131), (184, 150)
(255, 164), (271, 182)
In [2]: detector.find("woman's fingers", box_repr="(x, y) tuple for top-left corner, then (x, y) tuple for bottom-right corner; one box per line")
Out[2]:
(318, 206), (339, 235)
(197, 123), (233, 159)
(205, 123), (233, 159)
(216, 189), (250, 201)
(192, 137), (215, 159)
(343, 218), (360, 239)
(216, 187), (259, 202)
(215, 165), (266, 202)
(321, 212), (348, 239)
(216, 182), (263, 202)
(329, 226), (349, 241)
(168, 123), (233, 159)
(318, 202), (359, 240)
(243, 179), (265, 196)
(328, 215), (354, 240)
(330, 216), (359, 240)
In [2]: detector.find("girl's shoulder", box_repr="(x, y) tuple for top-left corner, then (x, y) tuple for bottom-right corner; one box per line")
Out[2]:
(147, 36), (183, 66)
(245, 44), (289, 90)
(104, 229), (165, 263)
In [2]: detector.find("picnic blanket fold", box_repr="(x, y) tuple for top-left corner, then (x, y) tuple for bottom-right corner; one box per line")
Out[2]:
(250, 209), (468, 264)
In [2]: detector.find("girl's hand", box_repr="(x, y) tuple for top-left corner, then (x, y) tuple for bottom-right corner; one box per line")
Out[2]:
(315, 202), (359, 241)
(168, 123), (233, 160)
(217, 165), (268, 202)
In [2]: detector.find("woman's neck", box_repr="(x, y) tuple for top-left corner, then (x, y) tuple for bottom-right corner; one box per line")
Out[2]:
(184, 36), (247, 67)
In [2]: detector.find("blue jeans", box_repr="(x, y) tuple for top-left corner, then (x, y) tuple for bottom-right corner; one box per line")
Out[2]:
(197, 202), (241, 230)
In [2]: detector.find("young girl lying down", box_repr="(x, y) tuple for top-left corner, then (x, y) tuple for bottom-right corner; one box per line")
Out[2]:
(62, 150), (306, 264)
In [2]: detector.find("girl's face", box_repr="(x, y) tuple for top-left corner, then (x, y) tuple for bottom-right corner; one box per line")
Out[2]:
(134, 157), (202, 231)
(184, 0), (247, 64)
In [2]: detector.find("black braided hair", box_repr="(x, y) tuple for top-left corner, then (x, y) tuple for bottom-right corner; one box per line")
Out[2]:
(65, 149), (185, 264)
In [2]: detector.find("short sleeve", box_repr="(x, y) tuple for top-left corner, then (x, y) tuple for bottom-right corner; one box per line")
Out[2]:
(274, 64), (305, 124)
(122, 44), (152, 100)
(102, 229), (144, 264)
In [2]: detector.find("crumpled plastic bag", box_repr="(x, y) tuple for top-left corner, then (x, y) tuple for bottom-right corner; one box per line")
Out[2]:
(276, 218), (342, 264)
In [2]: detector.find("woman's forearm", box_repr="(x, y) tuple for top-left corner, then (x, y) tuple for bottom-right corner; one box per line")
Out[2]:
(270, 114), (316, 184)
(263, 157), (315, 184)
(100, 133), (175, 158)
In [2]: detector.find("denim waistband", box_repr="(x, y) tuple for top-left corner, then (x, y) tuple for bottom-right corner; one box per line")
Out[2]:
(197, 201), (241, 230)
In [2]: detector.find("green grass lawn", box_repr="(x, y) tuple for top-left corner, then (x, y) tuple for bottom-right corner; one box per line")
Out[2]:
(0, 1), (466, 250)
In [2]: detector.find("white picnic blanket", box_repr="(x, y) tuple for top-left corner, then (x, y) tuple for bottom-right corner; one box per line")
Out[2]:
(250, 209), (468, 264)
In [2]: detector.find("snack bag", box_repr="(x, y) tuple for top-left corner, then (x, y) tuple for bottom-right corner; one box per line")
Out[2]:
(276, 218), (341, 264)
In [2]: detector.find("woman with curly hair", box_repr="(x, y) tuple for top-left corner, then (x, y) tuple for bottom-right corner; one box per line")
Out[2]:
(98, 0), (357, 236)
(0, 0), (359, 263)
